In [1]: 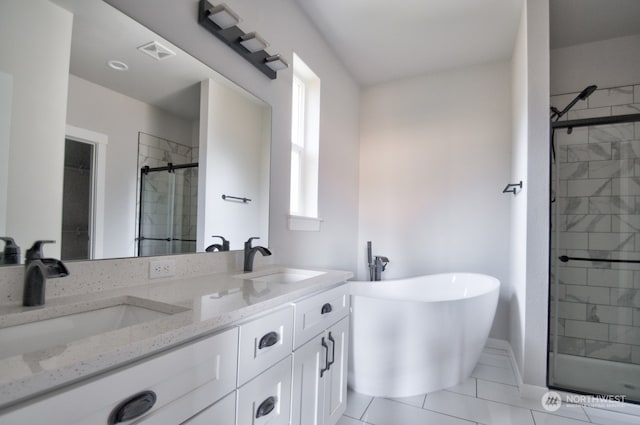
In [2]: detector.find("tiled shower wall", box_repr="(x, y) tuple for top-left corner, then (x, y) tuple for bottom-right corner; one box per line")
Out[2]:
(137, 132), (198, 256)
(550, 84), (640, 366)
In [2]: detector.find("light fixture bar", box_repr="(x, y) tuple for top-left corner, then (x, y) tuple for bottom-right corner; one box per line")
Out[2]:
(265, 54), (289, 71)
(239, 32), (269, 53)
(205, 2), (240, 29)
(198, 0), (285, 79)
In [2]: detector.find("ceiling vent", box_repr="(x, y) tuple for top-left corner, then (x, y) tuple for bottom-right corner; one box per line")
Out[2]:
(137, 41), (176, 61)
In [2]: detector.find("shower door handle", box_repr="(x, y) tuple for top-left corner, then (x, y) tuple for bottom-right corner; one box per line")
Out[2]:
(320, 337), (329, 377)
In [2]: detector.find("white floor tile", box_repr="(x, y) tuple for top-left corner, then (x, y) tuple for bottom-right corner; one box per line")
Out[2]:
(344, 388), (373, 420)
(478, 352), (513, 369)
(387, 393), (426, 408)
(584, 406), (640, 425)
(531, 411), (592, 425)
(423, 390), (535, 425)
(443, 377), (477, 397)
(476, 380), (589, 421)
(362, 397), (475, 425)
(337, 416), (372, 425)
(471, 364), (517, 386)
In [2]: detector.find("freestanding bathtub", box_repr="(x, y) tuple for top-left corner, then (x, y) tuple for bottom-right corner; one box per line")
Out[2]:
(348, 273), (499, 398)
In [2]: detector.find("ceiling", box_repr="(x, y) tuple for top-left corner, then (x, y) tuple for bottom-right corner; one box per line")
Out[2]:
(295, 0), (640, 86)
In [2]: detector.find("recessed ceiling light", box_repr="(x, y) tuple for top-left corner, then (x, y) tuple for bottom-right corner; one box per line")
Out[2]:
(107, 60), (129, 71)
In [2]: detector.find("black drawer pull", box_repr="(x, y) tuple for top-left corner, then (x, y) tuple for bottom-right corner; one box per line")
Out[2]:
(256, 396), (276, 418)
(321, 303), (332, 314)
(108, 390), (157, 424)
(258, 331), (280, 349)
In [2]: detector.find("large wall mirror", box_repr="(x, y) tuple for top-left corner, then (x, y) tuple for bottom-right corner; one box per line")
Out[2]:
(0, 0), (271, 265)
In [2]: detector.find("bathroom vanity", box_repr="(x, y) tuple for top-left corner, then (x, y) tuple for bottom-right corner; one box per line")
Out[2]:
(0, 266), (351, 425)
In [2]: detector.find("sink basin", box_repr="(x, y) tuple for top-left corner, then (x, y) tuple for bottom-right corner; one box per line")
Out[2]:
(240, 268), (326, 284)
(0, 298), (183, 360)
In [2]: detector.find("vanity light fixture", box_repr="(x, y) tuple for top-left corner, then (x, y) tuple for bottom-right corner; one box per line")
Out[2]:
(197, 0), (288, 79)
(107, 60), (128, 71)
(205, 2), (241, 29)
(239, 32), (269, 53)
(264, 54), (288, 72)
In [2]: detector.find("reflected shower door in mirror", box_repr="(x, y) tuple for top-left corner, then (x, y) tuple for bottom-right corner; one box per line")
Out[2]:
(0, 0), (271, 264)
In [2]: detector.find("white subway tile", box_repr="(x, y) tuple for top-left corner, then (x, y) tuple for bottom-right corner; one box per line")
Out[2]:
(588, 269), (634, 288)
(566, 285), (610, 304)
(588, 86), (634, 108)
(612, 140), (640, 159)
(564, 319), (608, 341)
(567, 143), (611, 162)
(560, 232), (589, 249)
(556, 127), (588, 146)
(587, 304), (633, 325)
(568, 179), (611, 197)
(561, 197), (589, 214)
(589, 159), (635, 179)
(568, 107), (611, 120)
(585, 340), (631, 362)
(633, 346), (640, 364)
(635, 85), (640, 104)
(559, 301), (587, 320)
(610, 288), (640, 307)
(609, 324), (640, 345)
(556, 336), (586, 355)
(612, 178), (640, 196)
(589, 123), (635, 143)
(566, 214), (611, 232)
(559, 267), (587, 285)
(588, 233), (635, 251)
(561, 162), (589, 179)
(589, 196), (635, 214)
(612, 104), (640, 115)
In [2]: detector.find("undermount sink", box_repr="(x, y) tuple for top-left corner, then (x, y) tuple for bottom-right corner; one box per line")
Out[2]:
(239, 267), (326, 284)
(0, 298), (185, 360)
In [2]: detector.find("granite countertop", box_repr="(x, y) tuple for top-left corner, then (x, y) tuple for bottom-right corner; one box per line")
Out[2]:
(0, 265), (352, 409)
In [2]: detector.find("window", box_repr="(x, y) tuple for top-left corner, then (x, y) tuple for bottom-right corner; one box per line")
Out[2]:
(289, 54), (321, 231)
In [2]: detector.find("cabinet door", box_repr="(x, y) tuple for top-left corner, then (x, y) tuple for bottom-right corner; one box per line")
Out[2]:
(323, 316), (349, 425)
(291, 334), (326, 425)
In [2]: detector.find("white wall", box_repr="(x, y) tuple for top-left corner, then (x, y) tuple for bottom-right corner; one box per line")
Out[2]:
(0, 0), (72, 258)
(551, 34), (640, 94)
(508, 0), (550, 389)
(509, 4), (528, 378)
(0, 72), (12, 236)
(106, 0), (361, 272)
(66, 75), (194, 258)
(358, 60), (513, 339)
(198, 79), (270, 251)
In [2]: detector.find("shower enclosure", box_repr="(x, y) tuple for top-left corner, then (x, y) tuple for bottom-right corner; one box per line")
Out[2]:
(137, 163), (198, 257)
(549, 85), (640, 402)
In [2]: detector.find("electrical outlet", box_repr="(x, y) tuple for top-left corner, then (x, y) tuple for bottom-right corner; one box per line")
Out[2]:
(149, 259), (176, 279)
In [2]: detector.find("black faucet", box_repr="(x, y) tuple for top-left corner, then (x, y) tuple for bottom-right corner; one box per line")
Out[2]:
(0, 237), (20, 265)
(243, 237), (271, 272)
(205, 235), (230, 252)
(23, 240), (69, 307)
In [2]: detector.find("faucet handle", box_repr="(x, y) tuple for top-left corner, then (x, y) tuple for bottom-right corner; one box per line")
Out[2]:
(245, 237), (260, 248)
(25, 240), (56, 262)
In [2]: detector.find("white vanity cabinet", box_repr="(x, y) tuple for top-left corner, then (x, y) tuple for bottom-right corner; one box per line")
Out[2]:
(0, 327), (239, 425)
(291, 286), (350, 425)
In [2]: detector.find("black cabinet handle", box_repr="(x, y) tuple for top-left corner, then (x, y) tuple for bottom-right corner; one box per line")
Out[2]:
(321, 303), (332, 314)
(256, 396), (276, 418)
(327, 332), (336, 369)
(108, 390), (157, 424)
(258, 331), (280, 349)
(320, 337), (329, 377)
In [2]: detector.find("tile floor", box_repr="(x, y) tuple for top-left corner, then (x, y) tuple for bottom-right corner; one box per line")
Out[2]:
(339, 346), (640, 425)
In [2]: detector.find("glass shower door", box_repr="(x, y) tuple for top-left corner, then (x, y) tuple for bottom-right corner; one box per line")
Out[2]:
(549, 117), (640, 402)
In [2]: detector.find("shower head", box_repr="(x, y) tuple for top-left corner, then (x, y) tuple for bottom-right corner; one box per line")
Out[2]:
(550, 84), (599, 121)
(578, 85), (597, 100)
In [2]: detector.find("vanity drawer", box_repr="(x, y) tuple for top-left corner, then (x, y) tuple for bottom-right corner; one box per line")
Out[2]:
(180, 391), (236, 425)
(293, 284), (349, 349)
(237, 306), (294, 386)
(0, 327), (238, 425)
(236, 356), (292, 425)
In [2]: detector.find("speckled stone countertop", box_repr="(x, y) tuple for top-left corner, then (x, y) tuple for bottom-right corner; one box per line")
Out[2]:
(0, 266), (352, 408)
